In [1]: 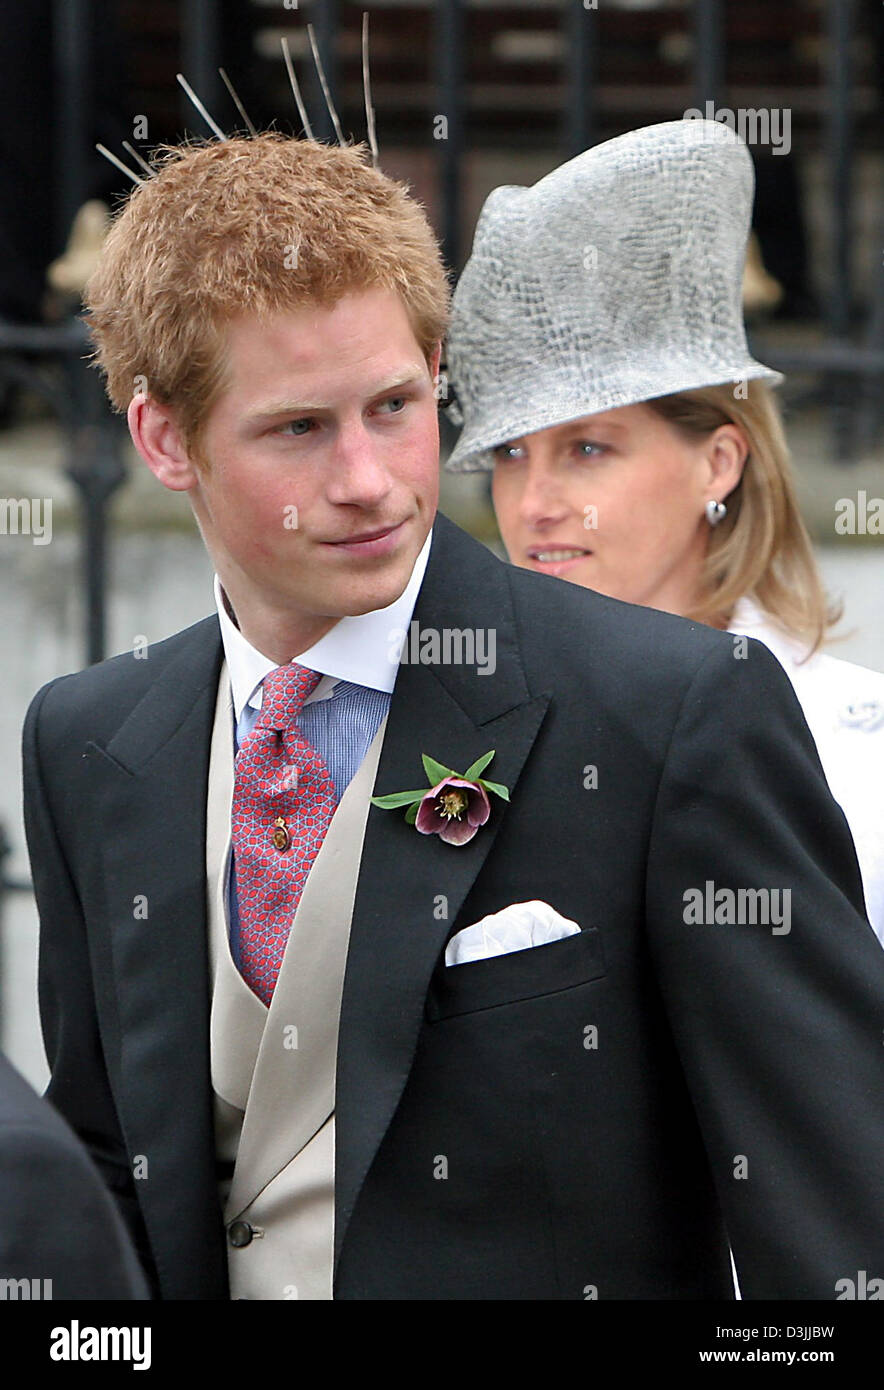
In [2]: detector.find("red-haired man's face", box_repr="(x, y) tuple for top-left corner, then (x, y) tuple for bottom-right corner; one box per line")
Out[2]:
(133, 287), (441, 661)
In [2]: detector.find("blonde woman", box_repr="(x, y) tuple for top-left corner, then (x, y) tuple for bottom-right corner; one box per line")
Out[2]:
(446, 119), (884, 943)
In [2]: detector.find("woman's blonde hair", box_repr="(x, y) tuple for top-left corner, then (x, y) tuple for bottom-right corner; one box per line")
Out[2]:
(646, 380), (838, 656)
(84, 133), (451, 462)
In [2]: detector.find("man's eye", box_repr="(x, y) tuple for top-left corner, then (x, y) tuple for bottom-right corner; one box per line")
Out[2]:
(277, 418), (314, 437)
(377, 396), (407, 414)
(492, 443), (526, 460)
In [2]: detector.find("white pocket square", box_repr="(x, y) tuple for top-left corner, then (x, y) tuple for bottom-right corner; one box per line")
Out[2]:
(444, 900), (581, 967)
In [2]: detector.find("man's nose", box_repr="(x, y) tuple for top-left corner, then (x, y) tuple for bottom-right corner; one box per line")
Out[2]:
(326, 420), (394, 507)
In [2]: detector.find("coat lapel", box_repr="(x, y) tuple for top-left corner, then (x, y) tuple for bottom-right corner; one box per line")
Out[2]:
(334, 515), (551, 1270)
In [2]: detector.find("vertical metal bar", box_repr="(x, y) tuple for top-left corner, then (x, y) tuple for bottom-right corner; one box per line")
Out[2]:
(51, 0), (120, 664)
(859, 202), (884, 452)
(564, 0), (597, 157)
(180, 0), (222, 132)
(62, 350), (128, 667)
(435, 0), (465, 271)
(52, 0), (90, 249)
(312, 0), (340, 143)
(84, 464), (108, 667)
(825, 0), (853, 342)
(824, 0), (855, 461)
(0, 821), (8, 1040)
(692, 0), (724, 111)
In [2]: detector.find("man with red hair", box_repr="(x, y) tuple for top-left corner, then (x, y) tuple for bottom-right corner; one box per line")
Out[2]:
(22, 133), (884, 1301)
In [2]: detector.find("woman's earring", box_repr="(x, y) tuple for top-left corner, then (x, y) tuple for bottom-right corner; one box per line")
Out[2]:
(705, 499), (727, 526)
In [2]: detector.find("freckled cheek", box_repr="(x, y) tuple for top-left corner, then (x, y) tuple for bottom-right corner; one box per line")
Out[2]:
(396, 422), (440, 485)
(218, 489), (303, 560)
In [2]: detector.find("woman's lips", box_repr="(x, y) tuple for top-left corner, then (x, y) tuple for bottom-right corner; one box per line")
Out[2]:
(526, 545), (593, 577)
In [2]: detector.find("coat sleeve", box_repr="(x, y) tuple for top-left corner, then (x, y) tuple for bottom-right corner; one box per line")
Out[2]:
(0, 1119), (150, 1300)
(21, 678), (160, 1296)
(644, 636), (884, 1299)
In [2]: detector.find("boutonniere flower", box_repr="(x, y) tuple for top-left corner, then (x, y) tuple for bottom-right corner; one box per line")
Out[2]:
(370, 750), (510, 846)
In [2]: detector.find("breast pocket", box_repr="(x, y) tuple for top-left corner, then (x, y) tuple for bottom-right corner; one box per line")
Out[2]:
(425, 925), (607, 1023)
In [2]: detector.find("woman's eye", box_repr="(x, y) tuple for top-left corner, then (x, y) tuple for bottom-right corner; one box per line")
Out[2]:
(575, 441), (605, 458)
(492, 443), (526, 460)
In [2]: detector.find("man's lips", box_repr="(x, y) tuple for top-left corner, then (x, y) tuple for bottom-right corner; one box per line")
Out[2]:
(321, 519), (408, 553)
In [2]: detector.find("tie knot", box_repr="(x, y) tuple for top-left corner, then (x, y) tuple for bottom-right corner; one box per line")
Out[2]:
(257, 662), (322, 732)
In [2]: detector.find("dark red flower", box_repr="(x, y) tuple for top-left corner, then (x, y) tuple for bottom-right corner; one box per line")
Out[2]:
(415, 777), (491, 846)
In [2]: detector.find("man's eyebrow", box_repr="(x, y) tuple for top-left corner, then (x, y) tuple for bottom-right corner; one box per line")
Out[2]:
(245, 371), (429, 422)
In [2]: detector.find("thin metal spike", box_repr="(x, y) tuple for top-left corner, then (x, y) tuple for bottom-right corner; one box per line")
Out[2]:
(121, 140), (154, 177)
(362, 12), (379, 168)
(307, 23), (345, 146)
(95, 143), (145, 186)
(176, 73), (228, 141)
(219, 67), (258, 137)
(281, 35), (315, 141)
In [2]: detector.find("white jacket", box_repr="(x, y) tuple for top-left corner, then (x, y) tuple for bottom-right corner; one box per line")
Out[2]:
(729, 596), (884, 945)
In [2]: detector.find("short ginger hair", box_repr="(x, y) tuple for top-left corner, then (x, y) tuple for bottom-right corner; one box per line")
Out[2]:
(84, 133), (451, 458)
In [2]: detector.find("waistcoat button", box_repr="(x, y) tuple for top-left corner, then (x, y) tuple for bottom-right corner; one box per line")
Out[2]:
(228, 1221), (255, 1248)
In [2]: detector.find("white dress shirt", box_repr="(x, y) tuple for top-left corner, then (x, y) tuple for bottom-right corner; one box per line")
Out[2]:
(214, 525), (433, 734)
(214, 526), (432, 967)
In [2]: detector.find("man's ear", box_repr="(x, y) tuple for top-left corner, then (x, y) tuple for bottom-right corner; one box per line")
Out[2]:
(127, 393), (200, 492)
(429, 341), (442, 383)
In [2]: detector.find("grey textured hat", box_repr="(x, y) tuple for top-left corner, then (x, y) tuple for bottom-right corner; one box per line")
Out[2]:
(445, 118), (783, 472)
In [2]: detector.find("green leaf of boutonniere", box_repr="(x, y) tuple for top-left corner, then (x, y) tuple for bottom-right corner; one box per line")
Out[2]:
(477, 777), (510, 802)
(463, 749), (496, 781)
(421, 753), (457, 786)
(369, 789), (430, 810)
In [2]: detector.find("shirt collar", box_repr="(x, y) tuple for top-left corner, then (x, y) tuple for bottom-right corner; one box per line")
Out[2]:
(215, 525), (433, 723)
(728, 595), (809, 667)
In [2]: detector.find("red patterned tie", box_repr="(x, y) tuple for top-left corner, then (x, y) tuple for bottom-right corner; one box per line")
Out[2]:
(231, 663), (338, 1005)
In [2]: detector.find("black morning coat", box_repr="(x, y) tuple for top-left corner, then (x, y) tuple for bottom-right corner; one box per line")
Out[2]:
(0, 1049), (148, 1298)
(21, 512), (884, 1299)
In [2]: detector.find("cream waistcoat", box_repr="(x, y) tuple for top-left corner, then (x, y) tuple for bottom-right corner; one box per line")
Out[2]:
(205, 663), (388, 1299)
